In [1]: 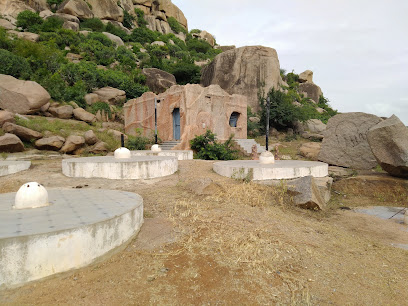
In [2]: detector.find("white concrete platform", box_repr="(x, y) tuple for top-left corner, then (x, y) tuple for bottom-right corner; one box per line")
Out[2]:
(62, 156), (178, 179)
(213, 160), (329, 180)
(130, 150), (193, 160)
(0, 161), (31, 177)
(0, 189), (143, 288)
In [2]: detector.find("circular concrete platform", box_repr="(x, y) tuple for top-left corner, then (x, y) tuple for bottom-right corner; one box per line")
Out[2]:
(130, 150), (193, 160)
(0, 189), (143, 287)
(62, 156), (178, 179)
(0, 161), (31, 177)
(213, 160), (329, 180)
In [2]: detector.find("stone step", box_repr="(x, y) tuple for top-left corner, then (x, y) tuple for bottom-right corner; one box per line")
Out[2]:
(159, 140), (181, 150)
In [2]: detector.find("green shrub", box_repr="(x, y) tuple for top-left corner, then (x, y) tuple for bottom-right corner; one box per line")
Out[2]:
(86, 32), (113, 47)
(0, 27), (11, 50)
(134, 8), (147, 27)
(47, 0), (63, 6)
(89, 101), (112, 117)
(170, 61), (201, 85)
(122, 10), (135, 29)
(0, 49), (32, 79)
(127, 132), (152, 150)
(168, 17), (187, 35)
(78, 39), (116, 66)
(129, 27), (158, 44)
(105, 23), (129, 41)
(80, 18), (105, 32)
(39, 28), (82, 49)
(190, 130), (237, 160)
(16, 10), (43, 31)
(186, 38), (212, 54)
(116, 46), (138, 69)
(40, 16), (64, 32)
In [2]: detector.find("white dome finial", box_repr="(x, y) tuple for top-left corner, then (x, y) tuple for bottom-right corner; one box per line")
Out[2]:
(14, 182), (49, 209)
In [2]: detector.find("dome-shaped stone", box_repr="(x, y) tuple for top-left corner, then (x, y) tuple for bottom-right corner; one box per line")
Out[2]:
(151, 144), (162, 152)
(259, 151), (275, 164)
(14, 182), (49, 209)
(114, 147), (131, 159)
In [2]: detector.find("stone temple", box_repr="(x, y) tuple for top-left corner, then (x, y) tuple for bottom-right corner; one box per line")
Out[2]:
(124, 84), (247, 150)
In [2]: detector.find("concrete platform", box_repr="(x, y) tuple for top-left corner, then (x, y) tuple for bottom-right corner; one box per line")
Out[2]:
(213, 160), (329, 180)
(130, 150), (193, 160)
(0, 161), (31, 177)
(62, 156), (178, 179)
(0, 189), (143, 288)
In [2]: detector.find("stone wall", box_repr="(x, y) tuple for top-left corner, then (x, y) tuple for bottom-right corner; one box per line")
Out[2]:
(124, 84), (247, 150)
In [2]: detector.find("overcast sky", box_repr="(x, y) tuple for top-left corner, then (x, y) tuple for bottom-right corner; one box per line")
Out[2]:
(172, 0), (408, 124)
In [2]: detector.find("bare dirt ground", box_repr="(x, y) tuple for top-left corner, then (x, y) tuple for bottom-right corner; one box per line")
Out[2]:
(1, 157), (408, 305)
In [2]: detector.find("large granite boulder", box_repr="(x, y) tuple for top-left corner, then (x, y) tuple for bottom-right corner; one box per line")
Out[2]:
(318, 112), (382, 169)
(298, 70), (314, 83)
(0, 75), (51, 114)
(48, 105), (74, 119)
(87, 0), (123, 22)
(142, 68), (176, 94)
(367, 115), (408, 178)
(0, 0), (34, 18)
(35, 136), (65, 151)
(2, 122), (43, 142)
(299, 83), (322, 103)
(0, 18), (15, 30)
(0, 110), (15, 127)
(57, 0), (94, 19)
(201, 46), (281, 111)
(73, 108), (96, 123)
(102, 32), (124, 47)
(60, 135), (85, 153)
(304, 119), (326, 134)
(93, 87), (126, 105)
(0, 133), (24, 152)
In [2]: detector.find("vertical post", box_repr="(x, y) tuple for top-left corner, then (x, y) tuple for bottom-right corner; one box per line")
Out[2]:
(266, 96), (270, 151)
(154, 97), (158, 144)
(121, 133), (125, 148)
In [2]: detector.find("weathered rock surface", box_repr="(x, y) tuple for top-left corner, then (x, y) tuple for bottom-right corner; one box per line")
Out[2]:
(201, 46), (281, 111)
(0, 133), (24, 152)
(298, 70), (313, 83)
(84, 130), (98, 145)
(73, 108), (96, 123)
(57, 0), (94, 19)
(35, 136), (65, 151)
(8, 30), (40, 42)
(0, 110), (15, 127)
(314, 176), (333, 204)
(367, 115), (408, 178)
(60, 135), (85, 153)
(0, 0), (34, 18)
(142, 68), (176, 94)
(87, 0), (123, 21)
(299, 83), (322, 103)
(90, 141), (109, 154)
(287, 176), (326, 210)
(48, 105), (74, 119)
(0, 18), (15, 30)
(84, 93), (99, 105)
(0, 75), (50, 114)
(93, 87), (126, 105)
(2, 122), (43, 141)
(304, 119), (326, 133)
(102, 32), (124, 47)
(318, 113), (382, 169)
(299, 142), (321, 161)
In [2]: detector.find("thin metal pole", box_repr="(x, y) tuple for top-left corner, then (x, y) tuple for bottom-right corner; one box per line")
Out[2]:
(121, 134), (125, 148)
(154, 97), (158, 144)
(266, 96), (270, 151)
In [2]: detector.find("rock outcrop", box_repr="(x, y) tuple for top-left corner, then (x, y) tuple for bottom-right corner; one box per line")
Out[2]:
(0, 74), (50, 114)
(93, 87), (126, 105)
(299, 83), (322, 103)
(201, 46), (281, 111)
(0, 133), (24, 152)
(367, 115), (408, 178)
(318, 112), (382, 169)
(2, 122), (43, 141)
(298, 70), (313, 83)
(142, 68), (176, 94)
(57, 0), (94, 19)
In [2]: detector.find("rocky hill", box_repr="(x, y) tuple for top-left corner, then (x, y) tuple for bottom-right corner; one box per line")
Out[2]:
(0, 0), (336, 155)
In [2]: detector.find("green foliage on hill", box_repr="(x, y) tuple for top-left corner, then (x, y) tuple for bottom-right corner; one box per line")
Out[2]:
(0, 10), (221, 108)
(167, 17), (187, 35)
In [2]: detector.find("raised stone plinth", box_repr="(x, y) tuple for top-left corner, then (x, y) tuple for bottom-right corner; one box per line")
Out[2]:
(130, 150), (193, 160)
(62, 156), (178, 179)
(0, 189), (143, 287)
(0, 161), (31, 177)
(213, 160), (328, 180)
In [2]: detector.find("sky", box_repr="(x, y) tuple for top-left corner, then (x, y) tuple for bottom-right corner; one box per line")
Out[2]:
(172, 0), (408, 125)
